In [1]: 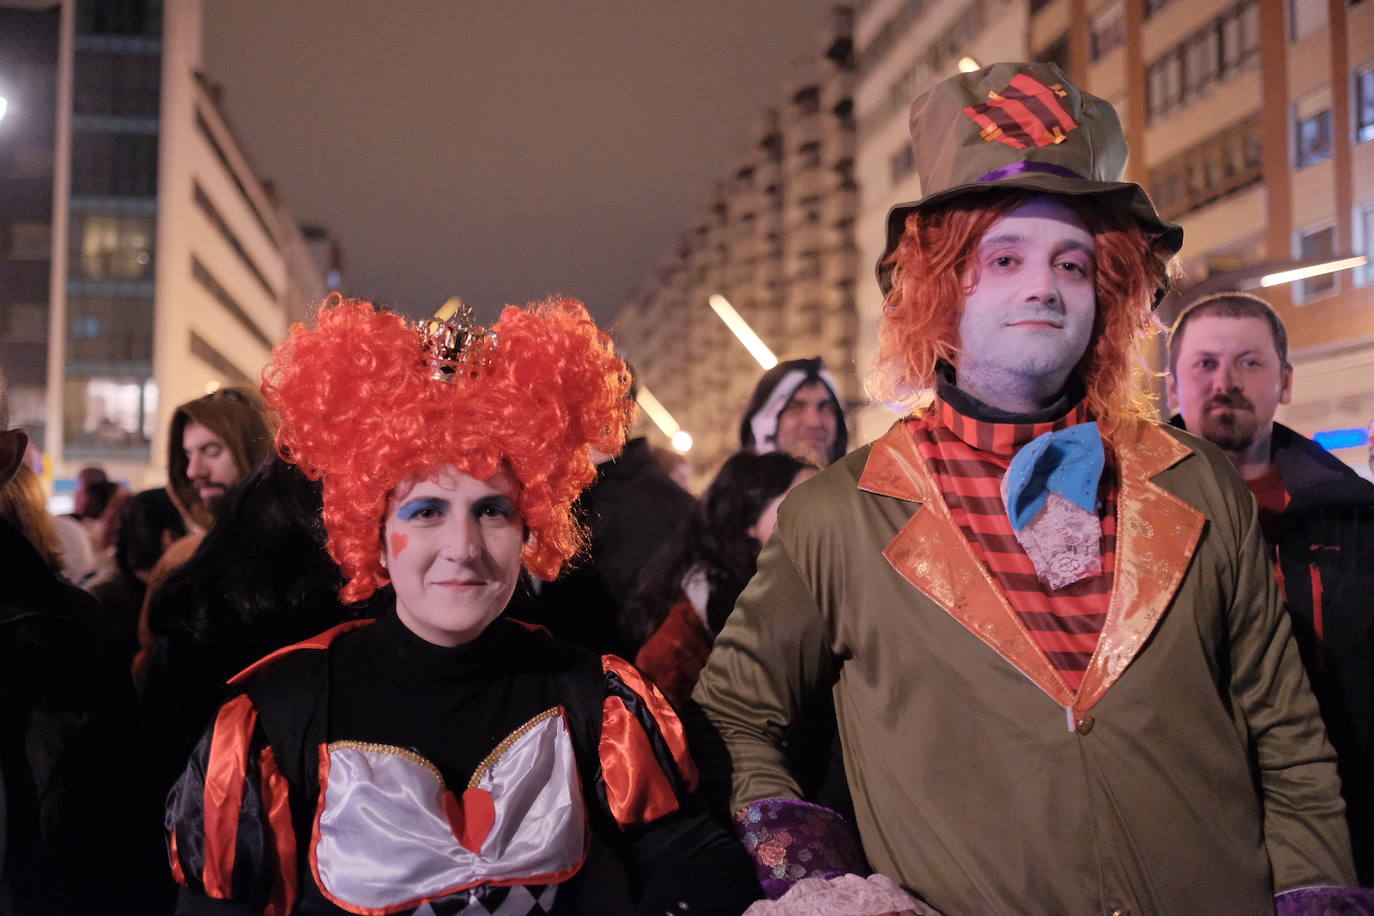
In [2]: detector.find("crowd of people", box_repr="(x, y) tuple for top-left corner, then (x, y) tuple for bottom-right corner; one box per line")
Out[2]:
(1, 62), (1372, 915)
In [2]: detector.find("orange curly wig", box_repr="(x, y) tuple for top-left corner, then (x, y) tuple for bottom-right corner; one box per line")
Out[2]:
(262, 294), (633, 604)
(874, 190), (1178, 439)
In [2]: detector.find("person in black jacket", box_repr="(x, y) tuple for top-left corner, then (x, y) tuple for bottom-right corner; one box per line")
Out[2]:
(519, 366), (697, 658)
(0, 373), (168, 914)
(1169, 291), (1374, 882)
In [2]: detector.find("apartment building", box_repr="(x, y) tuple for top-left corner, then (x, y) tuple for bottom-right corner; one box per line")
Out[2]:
(0, 0), (329, 494)
(847, 0), (1372, 473)
(851, 0), (1030, 441)
(612, 8), (859, 477)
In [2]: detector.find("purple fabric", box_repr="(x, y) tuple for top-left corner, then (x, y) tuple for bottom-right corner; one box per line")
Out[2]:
(978, 160), (1085, 183)
(734, 798), (867, 900)
(1275, 886), (1374, 915)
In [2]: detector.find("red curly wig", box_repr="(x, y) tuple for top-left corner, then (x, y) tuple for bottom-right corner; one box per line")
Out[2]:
(874, 190), (1178, 439)
(262, 294), (633, 604)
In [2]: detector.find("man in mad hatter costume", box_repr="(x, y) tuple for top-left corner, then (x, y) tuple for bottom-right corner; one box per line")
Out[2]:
(695, 62), (1367, 914)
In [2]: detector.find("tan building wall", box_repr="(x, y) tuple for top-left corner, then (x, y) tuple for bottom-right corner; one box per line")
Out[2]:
(612, 10), (859, 482)
(1066, 0), (1374, 474)
(42, 0), (327, 490)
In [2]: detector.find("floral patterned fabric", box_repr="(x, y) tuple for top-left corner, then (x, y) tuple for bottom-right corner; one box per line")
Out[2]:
(735, 797), (867, 900)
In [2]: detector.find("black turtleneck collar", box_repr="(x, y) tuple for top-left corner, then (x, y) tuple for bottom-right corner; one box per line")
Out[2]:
(357, 609), (527, 694)
(935, 362), (1086, 426)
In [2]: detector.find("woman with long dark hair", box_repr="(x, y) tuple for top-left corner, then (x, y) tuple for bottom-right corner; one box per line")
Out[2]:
(627, 451), (814, 706)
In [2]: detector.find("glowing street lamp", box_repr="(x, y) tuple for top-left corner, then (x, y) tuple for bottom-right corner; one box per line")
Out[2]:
(636, 383), (692, 453)
(1260, 256), (1367, 288)
(708, 294), (777, 370)
(0, 96), (8, 123)
(957, 56), (982, 73)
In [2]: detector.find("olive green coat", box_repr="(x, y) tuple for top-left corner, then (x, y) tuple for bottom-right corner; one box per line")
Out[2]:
(695, 420), (1354, 914)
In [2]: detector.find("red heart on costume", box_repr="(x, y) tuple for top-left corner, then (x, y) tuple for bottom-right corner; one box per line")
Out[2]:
(442, 786), (495, 853)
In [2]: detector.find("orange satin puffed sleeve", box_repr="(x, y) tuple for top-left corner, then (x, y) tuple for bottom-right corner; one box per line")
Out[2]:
(598, 655), (701, 828)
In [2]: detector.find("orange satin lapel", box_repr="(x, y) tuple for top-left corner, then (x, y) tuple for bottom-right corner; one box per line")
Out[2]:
(857, 421), (930, 502)
(863, 423), (1076, 708)
(1075, 423), (1205, 713)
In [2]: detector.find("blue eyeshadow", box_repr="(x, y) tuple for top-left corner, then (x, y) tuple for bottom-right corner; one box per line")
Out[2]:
(396, 497), (446, 521)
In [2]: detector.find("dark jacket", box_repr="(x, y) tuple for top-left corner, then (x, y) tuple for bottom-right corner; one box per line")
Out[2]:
(0, 519), (169, 914)
(1173, 416), (1374, 881)
(520, 437), (695, 656)
(1268, 422), (1374, 882)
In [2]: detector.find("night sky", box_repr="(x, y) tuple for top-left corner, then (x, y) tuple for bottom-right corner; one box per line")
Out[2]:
(202, 1), (842, 325)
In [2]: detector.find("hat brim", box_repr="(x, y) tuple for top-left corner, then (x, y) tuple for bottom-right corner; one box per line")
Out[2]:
(876, 175), (1183, 299)
(0, 428), (30, 487)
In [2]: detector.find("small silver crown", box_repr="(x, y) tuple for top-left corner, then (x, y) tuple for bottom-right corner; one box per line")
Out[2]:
(417, 301), (497, 383)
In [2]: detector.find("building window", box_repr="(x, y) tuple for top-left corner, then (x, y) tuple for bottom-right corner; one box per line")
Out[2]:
(800, 196), (823, 224)
(1146, 0), (1178, 18)
(63, 374), (157, 458)
(1090, 0), (1125, 60)
(793, 86), (821, 115)
(1148, 0), (1259, 122)
(1293, 89), (1333, 168)
(73, 52), (160, 117)
(69, 214), (154, 280)
(1149, 114), (1264, 219)
(798, 142), (822, 169)
(1356, 65), (1374, 143)
(66, 296), (153, 362)
(75, 0), (162, 37)
(1289, 0), (1328, 40)
(1295, 225), (1336, 302)
(70, 131), (158, 197)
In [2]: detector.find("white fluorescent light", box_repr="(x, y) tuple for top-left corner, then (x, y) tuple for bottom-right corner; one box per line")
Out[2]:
(708, 294), (778, 370)
(1259, 256), (1367, 288)
(957, 56), (981, 73)
(635, 383), (681, 438)
(671, 430), (693, 453)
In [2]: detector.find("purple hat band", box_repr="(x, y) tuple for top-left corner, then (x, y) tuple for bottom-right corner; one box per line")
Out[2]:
(978, 161), (1085, 182)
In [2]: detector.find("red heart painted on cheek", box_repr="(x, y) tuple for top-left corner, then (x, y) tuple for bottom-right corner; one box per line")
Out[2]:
(442, 786), (495, 853)
(389, 532), (408, 557)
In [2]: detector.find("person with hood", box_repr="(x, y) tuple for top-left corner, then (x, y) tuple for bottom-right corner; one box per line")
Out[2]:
(165, 385), (273, 533)
(738, 356), (848, 467)
(695, 62), (1362, 914)
(1168, 290), (1374, 883)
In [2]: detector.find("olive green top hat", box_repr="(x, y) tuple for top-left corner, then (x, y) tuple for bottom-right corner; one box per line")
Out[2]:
(878, 61), (1183, 295)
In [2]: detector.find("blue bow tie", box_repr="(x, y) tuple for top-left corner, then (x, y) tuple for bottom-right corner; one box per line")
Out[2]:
(1004, 422), (1104, 531)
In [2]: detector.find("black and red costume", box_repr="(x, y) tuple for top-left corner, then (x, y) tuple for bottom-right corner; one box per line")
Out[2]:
(166, 611), (756, 915)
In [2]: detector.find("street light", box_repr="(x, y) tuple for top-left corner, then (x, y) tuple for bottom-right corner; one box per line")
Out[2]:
(708, 293), (777, 370)
(1260, 256), (1367, 288)
(636, 383), (693, 453)
(958, 56), (982, 73)
(0, 96), (8, 123)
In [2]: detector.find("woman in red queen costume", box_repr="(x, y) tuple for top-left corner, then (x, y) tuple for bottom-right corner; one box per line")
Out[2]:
(165, 294), (758, 915)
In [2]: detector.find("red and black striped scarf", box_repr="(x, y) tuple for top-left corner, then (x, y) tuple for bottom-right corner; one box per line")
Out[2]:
(910, 397), (1116, 692)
